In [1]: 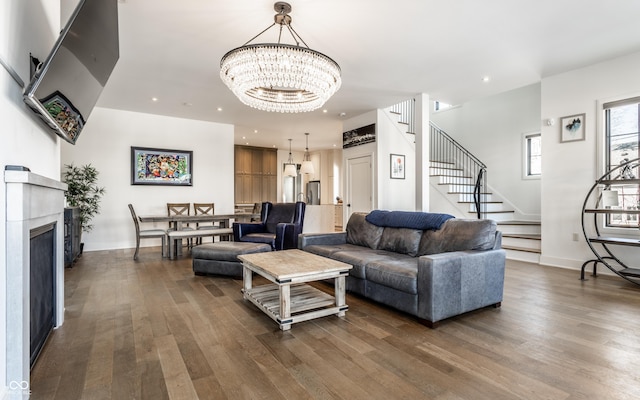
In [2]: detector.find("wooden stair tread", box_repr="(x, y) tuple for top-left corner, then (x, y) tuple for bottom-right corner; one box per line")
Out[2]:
(502, 245), (541, 254)
(503, 233), (541, 240)
(498, 220), (541, 226)
(470, 210), (515, 214)
(458, 201), (503, 204)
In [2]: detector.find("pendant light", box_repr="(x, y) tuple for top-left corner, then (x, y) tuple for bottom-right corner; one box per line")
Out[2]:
(283, 139), (297, 177)
(300, 132), (315, 175)
(219, 2), (341, 113)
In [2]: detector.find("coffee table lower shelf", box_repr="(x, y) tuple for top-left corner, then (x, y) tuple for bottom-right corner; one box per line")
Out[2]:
(243, 284), (348, 330)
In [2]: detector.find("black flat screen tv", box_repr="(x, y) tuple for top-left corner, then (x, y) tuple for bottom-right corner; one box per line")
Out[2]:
(23, 0), (119, 145)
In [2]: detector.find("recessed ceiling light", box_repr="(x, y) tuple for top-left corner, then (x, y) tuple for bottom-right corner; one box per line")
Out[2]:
(339, 112), (346, 117)
(151, 97), (158, 102)
(217, 107), (223, 111)
(242, 136), (246, 139)
(322, 109), (328, 113)
(254, 130), (258, 133)
(245, 142), (249, 145)
(333, 144), (337, 147)
(482, 76), (490, 83)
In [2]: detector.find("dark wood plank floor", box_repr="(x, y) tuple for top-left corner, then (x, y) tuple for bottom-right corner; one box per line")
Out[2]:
(30, 247), (640, 399)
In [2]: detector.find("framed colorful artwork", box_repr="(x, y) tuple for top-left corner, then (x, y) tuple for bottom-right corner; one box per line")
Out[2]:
(131, 146), (193, 186)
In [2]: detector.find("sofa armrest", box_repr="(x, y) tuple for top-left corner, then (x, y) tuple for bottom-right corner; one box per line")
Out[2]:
(298, 232), (347, 249)
(233, 222), (265, 241)
(416, 249), (506, 323)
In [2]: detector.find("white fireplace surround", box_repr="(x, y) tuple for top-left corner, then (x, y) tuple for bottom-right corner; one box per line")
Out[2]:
(5, 169), (66, 396)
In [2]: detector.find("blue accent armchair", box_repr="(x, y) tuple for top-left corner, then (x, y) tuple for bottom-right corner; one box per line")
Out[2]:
(233, 202), (306, 250)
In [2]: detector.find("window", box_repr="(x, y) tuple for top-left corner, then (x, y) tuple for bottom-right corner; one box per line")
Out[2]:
(434, 101), (452, 111)
(524, 133), (541, 178)
(603, 97), (640, 228)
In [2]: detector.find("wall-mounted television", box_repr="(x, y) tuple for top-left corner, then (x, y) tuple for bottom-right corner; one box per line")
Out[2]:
(23, 0), (119, 145)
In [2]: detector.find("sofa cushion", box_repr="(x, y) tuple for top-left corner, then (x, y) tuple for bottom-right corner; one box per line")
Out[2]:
(366, 210), (454, 230)
(330, 248), (397, 279)
(303, 243), (365, 258)
(365, 255), (419, 294)
(346, 213), (384, 249)
(377, 227), (422, 256)
(418, 219), (497, 255)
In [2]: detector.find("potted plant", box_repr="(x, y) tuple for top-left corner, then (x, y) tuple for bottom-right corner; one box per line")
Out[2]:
(62, 163), (106, 251)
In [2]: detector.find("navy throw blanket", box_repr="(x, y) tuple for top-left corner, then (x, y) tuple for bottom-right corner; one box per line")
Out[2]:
(365, 210), (454, 231)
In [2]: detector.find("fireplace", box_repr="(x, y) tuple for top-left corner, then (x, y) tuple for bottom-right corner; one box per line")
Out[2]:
(5, 168), (66, 392)
(29, 223), (56, 367)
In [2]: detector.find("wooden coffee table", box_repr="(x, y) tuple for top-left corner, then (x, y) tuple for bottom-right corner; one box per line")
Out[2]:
(238, 249), (352, 331)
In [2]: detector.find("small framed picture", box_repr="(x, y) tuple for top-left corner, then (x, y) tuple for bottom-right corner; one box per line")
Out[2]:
(560, 113), (586, 142)
(390, 154), (405, 179)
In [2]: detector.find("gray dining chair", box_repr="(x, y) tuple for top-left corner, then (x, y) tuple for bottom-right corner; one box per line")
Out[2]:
(193, 202), (218, 244)
(167, 202), (194, 249)
(128, 204), (167, 260)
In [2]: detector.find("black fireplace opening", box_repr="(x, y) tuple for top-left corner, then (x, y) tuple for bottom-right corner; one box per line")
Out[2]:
(30, 222), (56, 368)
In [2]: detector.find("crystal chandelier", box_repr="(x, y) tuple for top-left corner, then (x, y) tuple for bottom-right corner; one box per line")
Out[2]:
(300, 132), (315, 175)
(283, 139), (297, 177)
(220, 2), (341, 113)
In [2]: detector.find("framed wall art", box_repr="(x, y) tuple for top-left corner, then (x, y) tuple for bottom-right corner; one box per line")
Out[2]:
(131, 146), (193, 186)
(390, 154), (405, 179)
(560, 113), (585, 143)
(343, 124), (376, 148)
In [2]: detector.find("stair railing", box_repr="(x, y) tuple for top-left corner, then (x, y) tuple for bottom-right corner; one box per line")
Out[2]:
(430, 122), (487, 219)
(390, 98), (416, 134)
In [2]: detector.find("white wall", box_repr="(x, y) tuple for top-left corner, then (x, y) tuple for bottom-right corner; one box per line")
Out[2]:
(2, 0), (62, 395)
(376, 109), (416, 211)
(540, 51), (640, 269)
(342, 108), (418, 215)
(60, 107), (235, 251)
(430, 83), (542, 218)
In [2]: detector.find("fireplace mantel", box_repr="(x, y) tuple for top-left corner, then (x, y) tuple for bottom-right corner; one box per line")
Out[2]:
(5, 168), (67, 396)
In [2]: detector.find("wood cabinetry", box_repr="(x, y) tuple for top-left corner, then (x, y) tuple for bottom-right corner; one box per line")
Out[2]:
(235, 145), (277, 204)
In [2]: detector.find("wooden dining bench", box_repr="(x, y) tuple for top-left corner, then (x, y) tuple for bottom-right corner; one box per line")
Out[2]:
(167, 228), (233, 259)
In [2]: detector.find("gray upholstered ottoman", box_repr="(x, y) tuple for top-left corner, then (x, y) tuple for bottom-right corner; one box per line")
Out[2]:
(192, 242), (272, 278)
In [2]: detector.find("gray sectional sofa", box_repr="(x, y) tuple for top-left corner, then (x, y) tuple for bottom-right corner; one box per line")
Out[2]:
(298, 211), (506, 327)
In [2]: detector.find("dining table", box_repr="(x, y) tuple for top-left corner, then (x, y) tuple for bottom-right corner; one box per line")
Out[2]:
(137, 212), (260, 256)
(137, 212), (259, 230)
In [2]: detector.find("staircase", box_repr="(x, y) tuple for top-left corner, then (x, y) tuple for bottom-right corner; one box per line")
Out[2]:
(429, 160), (541, 262)
(387, 100), (541, 262)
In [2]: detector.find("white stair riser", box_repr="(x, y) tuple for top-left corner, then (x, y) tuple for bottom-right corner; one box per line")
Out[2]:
(505, 249), (541, 263)
(468, 203), (508, 213)
(457, 193), (493, 202)
(502, 237), (541, 250)
(477, 212), (514, 221)
(498, 224), (541, 235)
(430, 161), (456, 169)
(438, 176), (474, 185)
(430, 167), (466, 177)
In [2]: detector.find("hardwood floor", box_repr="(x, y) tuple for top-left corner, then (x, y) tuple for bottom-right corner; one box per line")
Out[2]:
(30, 247), (640, 399)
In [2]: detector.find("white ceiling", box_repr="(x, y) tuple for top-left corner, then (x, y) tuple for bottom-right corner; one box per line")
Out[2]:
(97, 0), (640, 151)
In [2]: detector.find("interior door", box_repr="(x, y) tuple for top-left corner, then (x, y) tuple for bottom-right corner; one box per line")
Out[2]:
(346, 154), (373, 222)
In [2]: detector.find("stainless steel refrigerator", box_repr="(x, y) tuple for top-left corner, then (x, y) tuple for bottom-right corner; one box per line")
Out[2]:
(307, 180), (320, 205)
